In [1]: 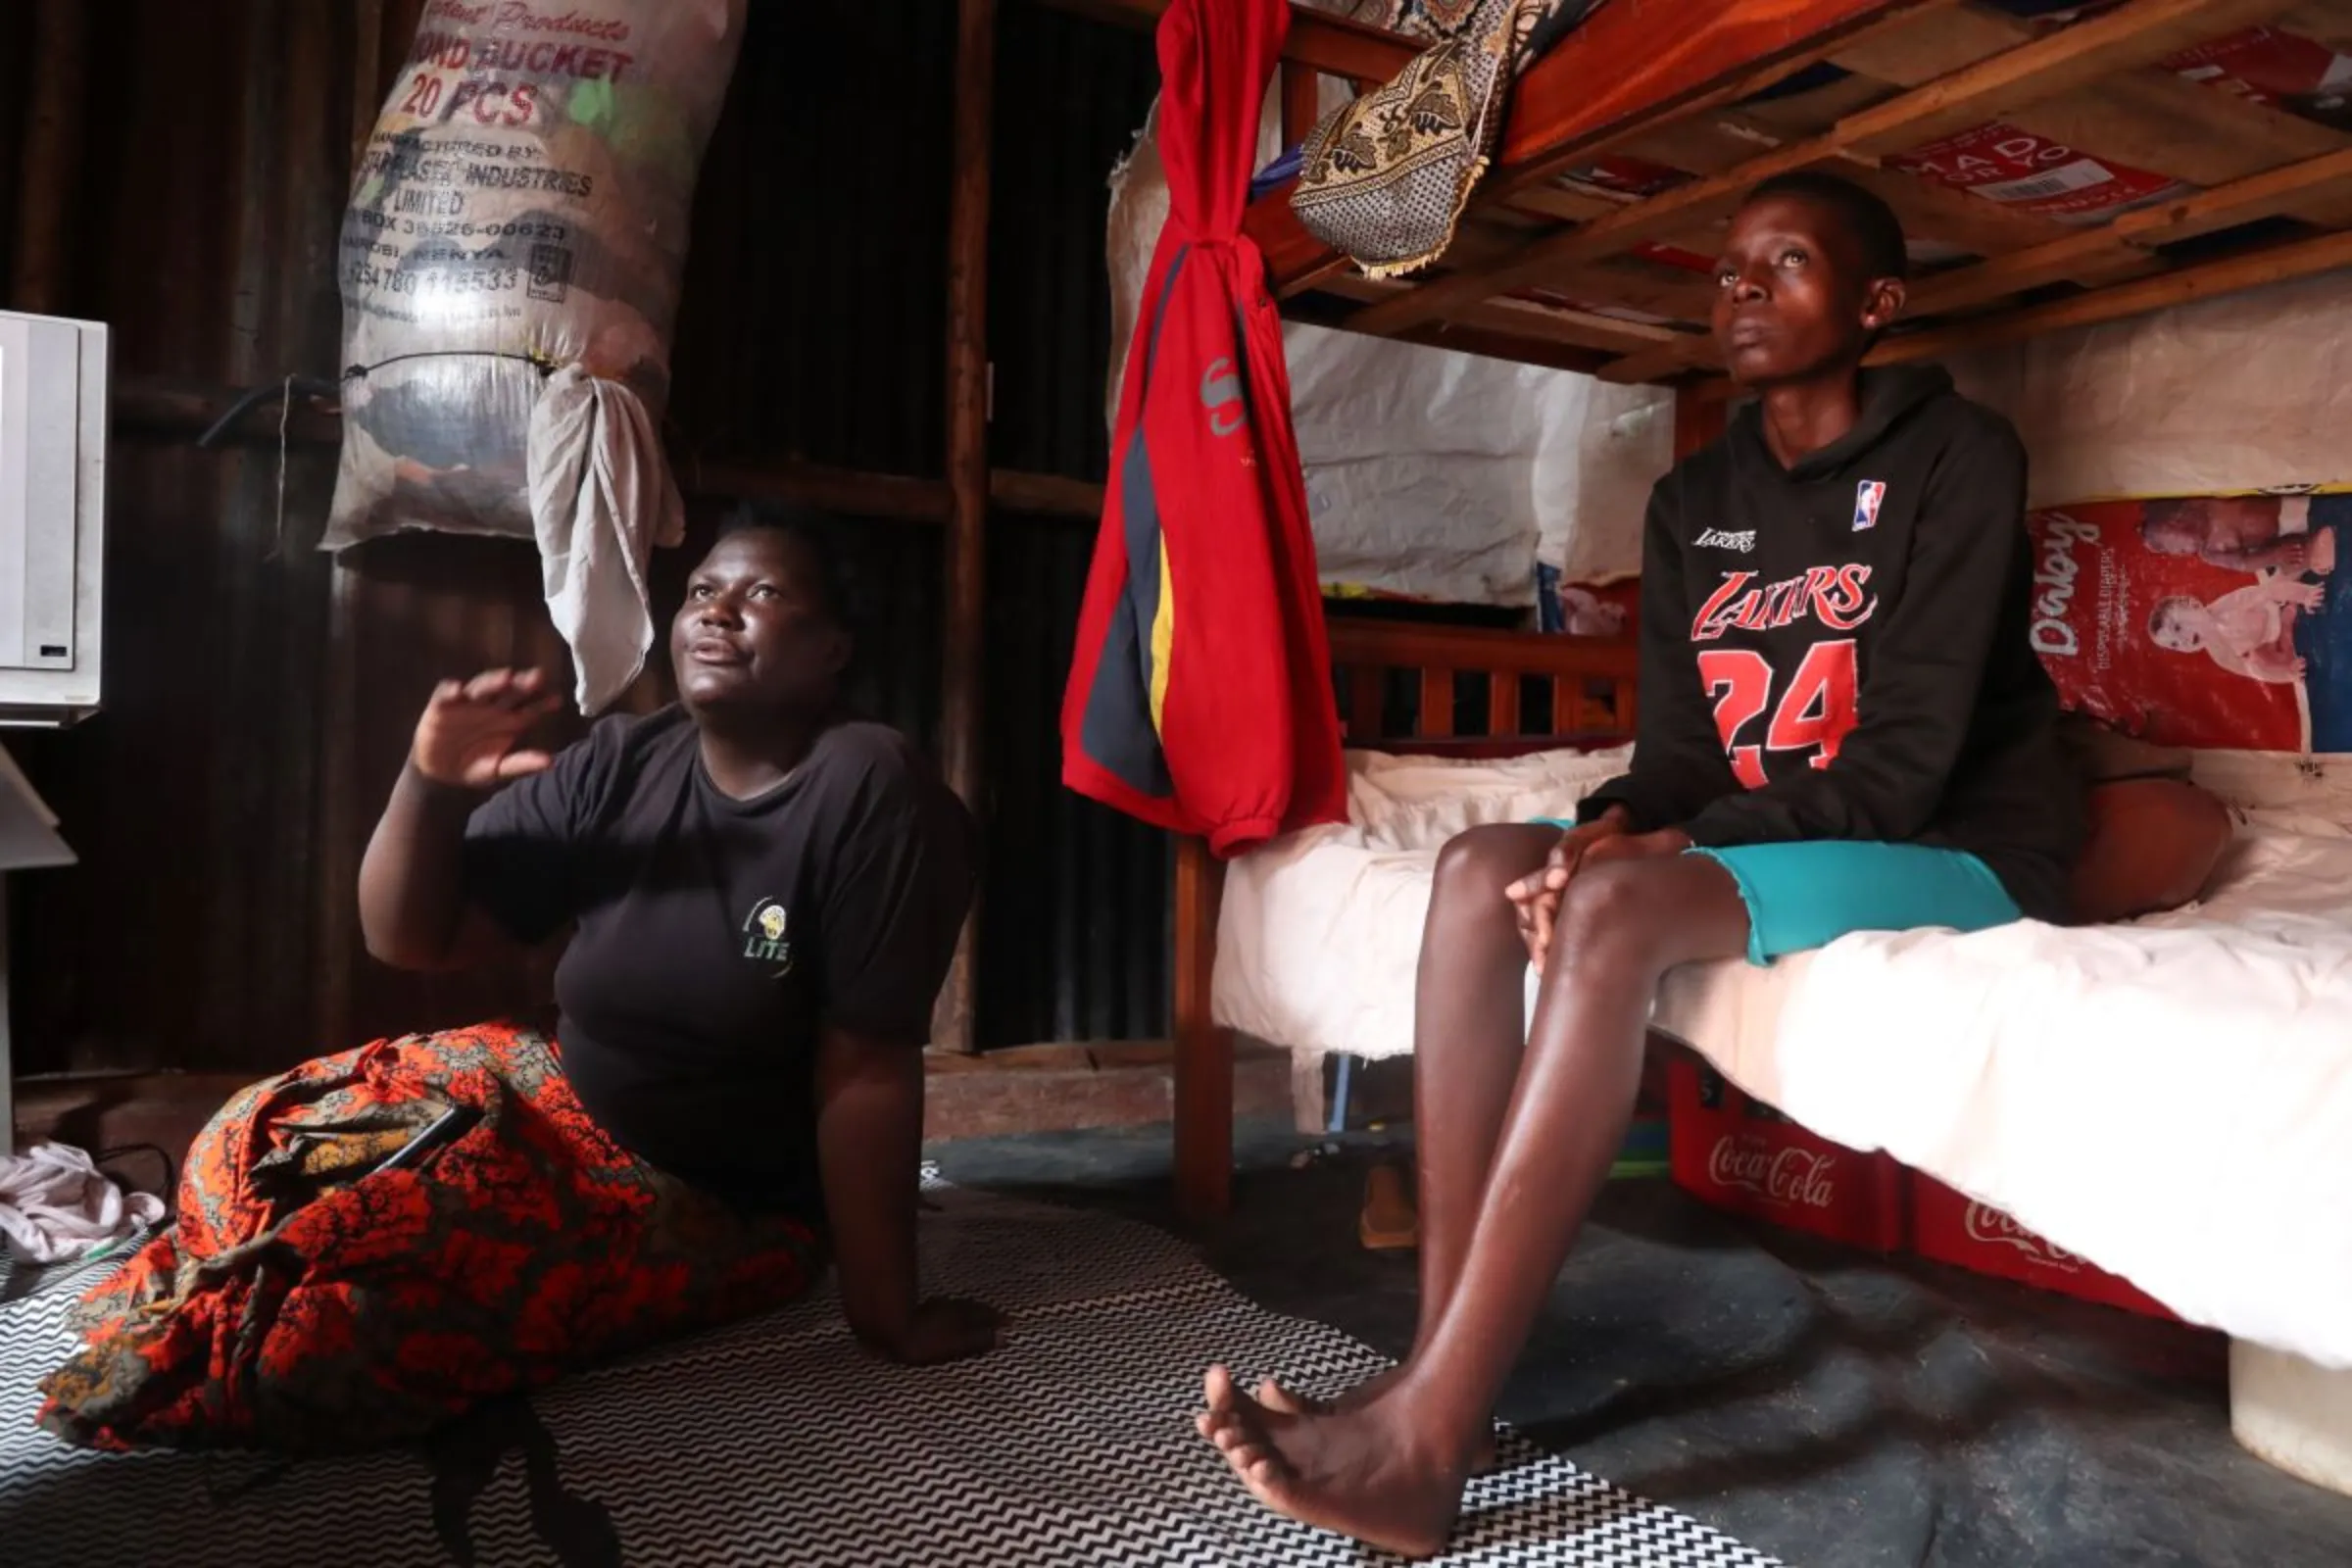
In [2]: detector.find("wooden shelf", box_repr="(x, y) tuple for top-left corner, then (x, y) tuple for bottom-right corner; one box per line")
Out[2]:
(1061, 0), (2352, 385)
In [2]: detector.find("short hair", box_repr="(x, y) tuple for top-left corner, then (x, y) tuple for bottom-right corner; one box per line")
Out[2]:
(1742, 171), (1910, 282)
(716, 502), (859, 635)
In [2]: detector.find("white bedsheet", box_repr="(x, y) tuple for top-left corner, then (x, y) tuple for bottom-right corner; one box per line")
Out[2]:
(1213, 748), (2352, 1370)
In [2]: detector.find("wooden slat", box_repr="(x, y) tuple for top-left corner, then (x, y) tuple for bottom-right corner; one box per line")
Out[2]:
(1836, 2), (2352, 224)
(1832, 160), (2142, 270)
(988, 468), (1103, 519)
(689, 457), (956, 524)
(2014, 69), (2343, 188)
(1908, 142), (2352, 316)
(1487, 0), (1941, 195)
(1323, 272), (1683, 352)
(1348, 665), (1383, 741)
(1609, 77), (2148, 285)
(1598, 331), (1716, 384)
(350, 0), (385, 166)
(934, 0), (997, 1054)
(125, 375), (1106, 528)
(1255, 185), (1353, 297)
(1282, 61), (1322, 149)
(1473, 297), (1683, 352)
(1244, 0), (1932, 298)
(1523, 259), (1721, 323)
(1610, 113), (2136, 278)
(1873, 224), (2352, 365)
(1351, 0), (2300, 339)
(1551, 676), (1579, 733)
(10, 0), (90, 312)
(1419, 667), (1455, 738)
(1499, 182), (1630, 224)
(1336, 315), (1619, 375)
(1326, 618), (1642, 683)
(2281, 0), (2352, 47)
(1595, 135), (2352, 381)
(1490, 670), (1522, 735)
(1830, 0), (2044, 80)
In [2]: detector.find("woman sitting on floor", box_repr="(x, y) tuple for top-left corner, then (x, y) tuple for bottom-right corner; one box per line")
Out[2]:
(40, 514), (999, 1452)
(1199, 172), (2095, 1557)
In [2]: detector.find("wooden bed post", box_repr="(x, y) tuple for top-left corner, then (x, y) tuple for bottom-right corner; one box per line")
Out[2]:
(1173, 833), (1233, 1219)
(935, 0), (997, 1054)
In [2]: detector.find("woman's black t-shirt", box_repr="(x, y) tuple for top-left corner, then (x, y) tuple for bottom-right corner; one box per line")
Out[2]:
(460, 708), (976, 1215)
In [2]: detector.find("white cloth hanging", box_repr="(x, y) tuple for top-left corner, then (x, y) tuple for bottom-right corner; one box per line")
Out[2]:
(526, 366), (688, 716)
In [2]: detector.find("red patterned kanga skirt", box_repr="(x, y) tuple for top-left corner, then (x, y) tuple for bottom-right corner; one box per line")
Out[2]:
(37, 1023), (819, 1452)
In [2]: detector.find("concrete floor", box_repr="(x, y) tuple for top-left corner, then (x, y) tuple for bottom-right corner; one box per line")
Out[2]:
(935, 1118), (2352, 1568)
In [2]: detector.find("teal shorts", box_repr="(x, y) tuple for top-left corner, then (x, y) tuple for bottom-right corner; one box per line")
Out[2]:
(1531, 826), (2023, 966)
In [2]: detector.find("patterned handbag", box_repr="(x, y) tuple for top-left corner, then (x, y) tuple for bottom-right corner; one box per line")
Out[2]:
(1290, 0), (1597, 278)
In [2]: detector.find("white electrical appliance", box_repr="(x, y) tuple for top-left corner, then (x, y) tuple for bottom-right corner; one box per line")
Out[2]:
(0, 309), (104, 1157)
(0, 310), (106, 725)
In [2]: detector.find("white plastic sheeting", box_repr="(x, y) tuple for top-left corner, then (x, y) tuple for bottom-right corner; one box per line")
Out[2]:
(1952, 269), (2352, 506)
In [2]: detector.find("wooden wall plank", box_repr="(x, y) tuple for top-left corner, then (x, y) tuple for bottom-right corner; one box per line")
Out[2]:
(935, 0), (998, 1054)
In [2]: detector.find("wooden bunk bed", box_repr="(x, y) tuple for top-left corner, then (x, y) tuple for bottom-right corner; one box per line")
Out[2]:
(1172, 620), (1641, 1218)
(1044, 0), (2352, 1221)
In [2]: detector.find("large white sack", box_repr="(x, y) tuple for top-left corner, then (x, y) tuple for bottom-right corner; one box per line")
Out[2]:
(327, 0), (746, 548)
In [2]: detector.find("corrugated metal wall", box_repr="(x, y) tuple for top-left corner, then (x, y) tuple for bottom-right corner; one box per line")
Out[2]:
(981, 4), (1170, 1046)
(3, 0), (1167, 1076)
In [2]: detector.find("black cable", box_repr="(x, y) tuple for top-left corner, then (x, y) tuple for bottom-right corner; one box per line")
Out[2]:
(191, 352), (555, 450)
(342, 348), (554, 382)
(193, 375), (340, 450)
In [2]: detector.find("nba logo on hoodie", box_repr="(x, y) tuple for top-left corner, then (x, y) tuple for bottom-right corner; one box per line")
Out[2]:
(1852, 480), (1886, 532)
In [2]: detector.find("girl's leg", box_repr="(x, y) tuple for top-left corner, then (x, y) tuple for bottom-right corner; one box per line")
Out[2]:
(1202, 854), (1751, 1559)
(1259, 823), (1557, 1419)
(1402, 825), (1565, 1344)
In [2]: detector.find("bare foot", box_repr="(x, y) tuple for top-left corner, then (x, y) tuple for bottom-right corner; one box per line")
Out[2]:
(2314, 528), (2338, 577)
(1197, 1364), (1467, 1561)
(1254, 1370), (1498, 1473)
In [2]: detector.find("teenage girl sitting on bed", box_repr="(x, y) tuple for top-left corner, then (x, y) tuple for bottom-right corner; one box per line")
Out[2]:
(1197, 172), (2094, 1558)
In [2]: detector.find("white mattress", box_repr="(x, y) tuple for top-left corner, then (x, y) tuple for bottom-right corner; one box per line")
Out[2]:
(1213, 747), (2352, 1370)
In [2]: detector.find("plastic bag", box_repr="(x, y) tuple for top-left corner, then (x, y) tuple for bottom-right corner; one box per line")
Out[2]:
(326, 0), (747, 547)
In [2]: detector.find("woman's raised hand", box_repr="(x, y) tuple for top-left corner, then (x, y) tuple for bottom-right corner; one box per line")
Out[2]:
(412, 668), (564, 790)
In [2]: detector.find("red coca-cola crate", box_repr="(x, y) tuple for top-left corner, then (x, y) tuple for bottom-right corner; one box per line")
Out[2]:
(1666, 1058), (1907, 1250)
(1909, 1176), (2176, 1320)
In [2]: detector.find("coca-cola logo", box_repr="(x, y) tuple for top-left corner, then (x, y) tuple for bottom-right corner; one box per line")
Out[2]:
(1962, 1202), (2084, 1272)
(1706, 1135), (1837, 1208)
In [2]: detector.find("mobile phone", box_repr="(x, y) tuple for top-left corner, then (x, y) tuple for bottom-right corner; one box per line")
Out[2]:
(374, 1102), (482, 1175)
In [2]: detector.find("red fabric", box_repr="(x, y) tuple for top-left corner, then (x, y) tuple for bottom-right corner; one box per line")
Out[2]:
(38, 1025), (816, 1452)
(1059, 0), (1346, 858)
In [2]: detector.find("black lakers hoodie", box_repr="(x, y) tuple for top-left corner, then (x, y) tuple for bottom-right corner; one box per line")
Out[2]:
(1582, 365), (2082, 922)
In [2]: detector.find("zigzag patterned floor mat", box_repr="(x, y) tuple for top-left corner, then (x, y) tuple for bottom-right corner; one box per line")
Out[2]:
(0, 1178), (1786, 1568)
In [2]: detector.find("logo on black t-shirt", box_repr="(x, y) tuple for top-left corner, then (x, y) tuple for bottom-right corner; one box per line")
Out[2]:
(741, 898), (796, 978)
(1690, 566), (1877, 642)
(1852, 479), (1887, 532)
